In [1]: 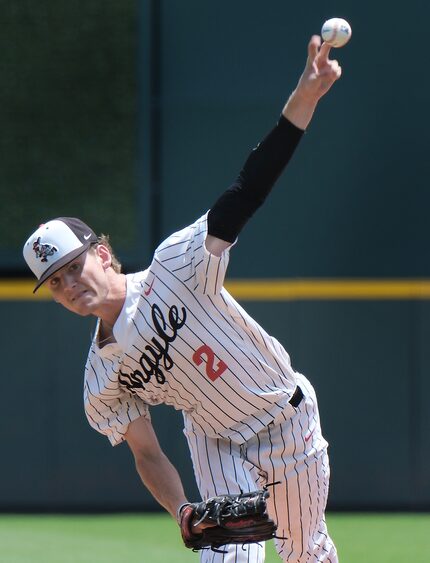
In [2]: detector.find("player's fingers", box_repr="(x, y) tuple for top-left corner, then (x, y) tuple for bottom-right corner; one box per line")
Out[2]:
(306, 35), (321, 66)
(319, 58), (342, 82)
(330, 59), (342, 79)
(318, 41), (332, 61)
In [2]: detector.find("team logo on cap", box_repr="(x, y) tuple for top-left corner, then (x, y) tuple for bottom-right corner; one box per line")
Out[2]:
(33, 237), (58, 263)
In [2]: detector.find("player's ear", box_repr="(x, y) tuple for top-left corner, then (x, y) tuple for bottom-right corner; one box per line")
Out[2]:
(94, 244), (112, 270)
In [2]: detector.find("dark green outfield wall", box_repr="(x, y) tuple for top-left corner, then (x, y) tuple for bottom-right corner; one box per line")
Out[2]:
(1, 299), (429, 510)
(1, 1), (429, 509)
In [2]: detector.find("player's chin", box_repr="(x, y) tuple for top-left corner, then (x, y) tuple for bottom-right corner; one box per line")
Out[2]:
(70, 305), (94, 317)
(67, 294), (98, 316)
(63, 302), (91, 316)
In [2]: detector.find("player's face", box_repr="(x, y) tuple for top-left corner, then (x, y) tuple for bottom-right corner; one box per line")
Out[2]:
(45, 246), (111, 316)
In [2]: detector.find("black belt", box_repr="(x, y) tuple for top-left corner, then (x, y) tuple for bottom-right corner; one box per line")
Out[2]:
(289, 385), (304, 408)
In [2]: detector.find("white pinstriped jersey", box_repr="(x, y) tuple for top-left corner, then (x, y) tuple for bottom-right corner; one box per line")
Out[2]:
(84, 213), (299, 446)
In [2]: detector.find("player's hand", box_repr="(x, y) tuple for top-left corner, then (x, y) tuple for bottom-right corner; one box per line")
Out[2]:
(295, 35), (342, 103)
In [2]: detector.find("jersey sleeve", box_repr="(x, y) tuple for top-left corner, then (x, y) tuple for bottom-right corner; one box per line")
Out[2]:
(154, 213), (233, 295)
(84, 383), (151, 447)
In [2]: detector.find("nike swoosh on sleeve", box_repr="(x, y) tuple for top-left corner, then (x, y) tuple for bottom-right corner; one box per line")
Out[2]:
(144, 279), (155, 296)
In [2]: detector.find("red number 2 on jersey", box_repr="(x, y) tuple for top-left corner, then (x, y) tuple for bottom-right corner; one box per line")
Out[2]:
(192, 344), (228, 382)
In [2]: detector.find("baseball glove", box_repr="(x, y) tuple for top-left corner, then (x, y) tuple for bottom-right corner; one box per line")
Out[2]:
(179, 487), (277, 552)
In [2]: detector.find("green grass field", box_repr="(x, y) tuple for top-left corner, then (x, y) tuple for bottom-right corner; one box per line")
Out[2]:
(0, 512), (429, 562)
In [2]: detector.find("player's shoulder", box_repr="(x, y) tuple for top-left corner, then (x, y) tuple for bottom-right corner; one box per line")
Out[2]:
(154, 213), (208, 257)
(127, 269), (149, 286)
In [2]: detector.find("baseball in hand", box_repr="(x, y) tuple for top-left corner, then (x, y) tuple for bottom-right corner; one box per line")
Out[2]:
(321, 18), (352, 48)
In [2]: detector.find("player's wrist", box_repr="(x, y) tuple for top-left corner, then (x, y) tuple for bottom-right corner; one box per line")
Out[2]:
(289, 87), (320, 107)
(176, 502), (191, 524)
(282, 90), (318, 130)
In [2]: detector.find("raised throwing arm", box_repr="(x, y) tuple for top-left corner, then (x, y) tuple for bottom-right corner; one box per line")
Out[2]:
(206, 35), (341, 257)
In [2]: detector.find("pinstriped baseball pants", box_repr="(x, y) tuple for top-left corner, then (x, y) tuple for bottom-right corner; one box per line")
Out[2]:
(184, 374), (338, 562)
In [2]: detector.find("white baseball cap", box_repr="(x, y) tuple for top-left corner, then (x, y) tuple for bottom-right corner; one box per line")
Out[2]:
(23, 217), (98, 293)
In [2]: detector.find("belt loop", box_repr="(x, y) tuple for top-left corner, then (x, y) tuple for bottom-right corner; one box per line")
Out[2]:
(239, 443), (247, 460)
(289, 385), (304, 408)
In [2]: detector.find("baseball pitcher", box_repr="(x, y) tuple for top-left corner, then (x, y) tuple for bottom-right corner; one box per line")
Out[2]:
(23, 36), (342, 562)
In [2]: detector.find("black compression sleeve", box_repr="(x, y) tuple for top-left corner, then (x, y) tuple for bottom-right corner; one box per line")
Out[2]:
(207, 115), (304, 243)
